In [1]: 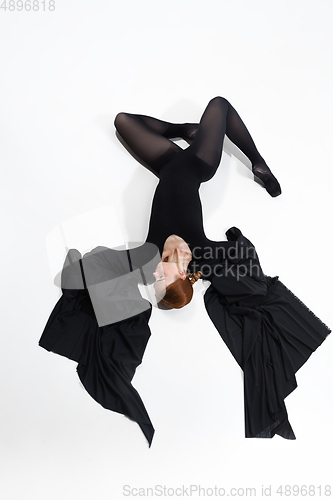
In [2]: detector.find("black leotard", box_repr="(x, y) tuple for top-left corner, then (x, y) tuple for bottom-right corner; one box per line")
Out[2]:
(145, 147), (237, 273)
(145, 148), (217, 258)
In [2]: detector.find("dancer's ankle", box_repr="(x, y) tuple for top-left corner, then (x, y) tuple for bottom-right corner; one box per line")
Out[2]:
(251, 161), (282, 197)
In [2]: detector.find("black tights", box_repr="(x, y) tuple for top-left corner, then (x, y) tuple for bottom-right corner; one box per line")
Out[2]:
(114, 96), (281, 197)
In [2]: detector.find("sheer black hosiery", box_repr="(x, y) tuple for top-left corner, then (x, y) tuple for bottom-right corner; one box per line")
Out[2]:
(114, 97), (281, 196)
(114, 112), (185, 177)
(187, 97), (281, 196)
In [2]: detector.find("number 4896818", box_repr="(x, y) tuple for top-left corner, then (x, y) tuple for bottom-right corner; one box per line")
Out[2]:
(0, 0), (55, 10)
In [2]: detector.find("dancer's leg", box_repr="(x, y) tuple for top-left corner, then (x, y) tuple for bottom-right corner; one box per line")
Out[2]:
(114, 112), (197, 177)
(188, 96), (281, 197)
(122, 114), (198, 143)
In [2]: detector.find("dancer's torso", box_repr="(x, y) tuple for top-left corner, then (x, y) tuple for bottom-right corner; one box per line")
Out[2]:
(145, 148), (232, 263)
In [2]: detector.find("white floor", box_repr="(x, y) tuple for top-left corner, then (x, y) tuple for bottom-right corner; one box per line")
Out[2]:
(1, 1), (332, 499)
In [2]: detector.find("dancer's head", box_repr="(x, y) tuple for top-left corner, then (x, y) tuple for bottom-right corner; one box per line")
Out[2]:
(153, 261), (202, 309)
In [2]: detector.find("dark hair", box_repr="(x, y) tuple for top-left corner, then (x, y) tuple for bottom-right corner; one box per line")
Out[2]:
(157, 271), (202, 310)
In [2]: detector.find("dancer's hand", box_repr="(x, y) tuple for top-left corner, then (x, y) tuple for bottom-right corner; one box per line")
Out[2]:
(162, 235), (192, 278)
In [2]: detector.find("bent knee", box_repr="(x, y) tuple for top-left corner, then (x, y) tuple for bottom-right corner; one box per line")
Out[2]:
(114, 112), (130, 130)
(209, 96), (229, 108)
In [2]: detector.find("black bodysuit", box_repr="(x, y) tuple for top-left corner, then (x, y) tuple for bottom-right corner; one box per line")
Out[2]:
(39, 97), (331, 446)
(145, 148), (226, 258)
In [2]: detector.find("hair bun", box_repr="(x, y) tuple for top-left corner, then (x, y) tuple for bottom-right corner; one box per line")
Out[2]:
(187, 270), (202, 285)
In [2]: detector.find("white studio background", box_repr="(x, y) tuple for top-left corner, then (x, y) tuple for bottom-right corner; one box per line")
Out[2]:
(1, 0), (332, 499)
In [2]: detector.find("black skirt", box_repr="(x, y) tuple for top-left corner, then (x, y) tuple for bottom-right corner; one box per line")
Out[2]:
(39, 245), (160, 447)
(203, 227), (331, 439)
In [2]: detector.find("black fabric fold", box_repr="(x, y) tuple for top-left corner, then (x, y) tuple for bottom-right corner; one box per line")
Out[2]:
(39, 245), (158, 447)
(203, 227), (331, 439)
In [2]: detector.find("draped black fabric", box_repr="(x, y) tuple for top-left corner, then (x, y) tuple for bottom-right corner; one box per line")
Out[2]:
(39, 244), (161, 447)
(202, 227), (331, 439)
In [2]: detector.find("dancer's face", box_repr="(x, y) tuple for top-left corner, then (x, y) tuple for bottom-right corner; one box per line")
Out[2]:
(153, 261), (185, 297)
